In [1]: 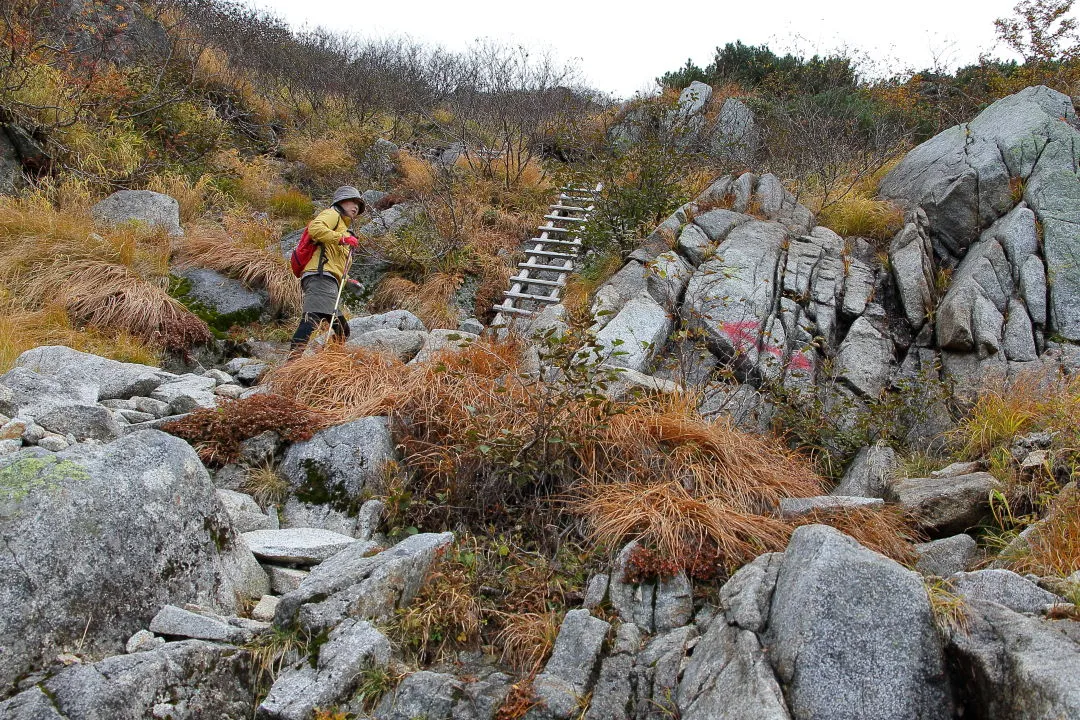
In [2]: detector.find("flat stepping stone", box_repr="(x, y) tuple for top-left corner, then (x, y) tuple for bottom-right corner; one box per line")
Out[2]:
(243, 528), (357, 565)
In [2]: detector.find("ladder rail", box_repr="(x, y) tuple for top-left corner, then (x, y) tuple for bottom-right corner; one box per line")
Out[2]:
(493, 181), (602, 323)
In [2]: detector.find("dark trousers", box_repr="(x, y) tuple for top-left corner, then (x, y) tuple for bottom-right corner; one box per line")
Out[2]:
(290, 312), (350, 351)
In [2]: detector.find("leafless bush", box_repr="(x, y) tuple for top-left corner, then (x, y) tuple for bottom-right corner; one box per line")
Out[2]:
(758, 92), (912, 209)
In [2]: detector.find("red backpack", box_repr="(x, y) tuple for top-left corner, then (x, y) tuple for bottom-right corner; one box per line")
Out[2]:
(289, 227), (323, 278)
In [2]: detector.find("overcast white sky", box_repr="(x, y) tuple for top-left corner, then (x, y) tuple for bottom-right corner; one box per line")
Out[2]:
(254, 0), (1050, 97)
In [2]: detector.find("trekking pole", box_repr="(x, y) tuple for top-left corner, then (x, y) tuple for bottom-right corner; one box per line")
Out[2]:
(323, 243), (355, 346)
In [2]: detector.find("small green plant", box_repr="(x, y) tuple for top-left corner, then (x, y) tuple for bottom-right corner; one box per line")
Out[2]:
(240, 463), (291, 508)
(269, 189), (315, 221)
(352, 665), (397, 712)
(925, 578), (971, 635)
(246, 626), (311, 688)
(764, 362), (955, 480)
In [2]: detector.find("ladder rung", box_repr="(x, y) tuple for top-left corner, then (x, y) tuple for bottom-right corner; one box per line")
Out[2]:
(550, 204), (588, 212)
(537, 225), (573, 233)
(544, 214), (587, 222)
(525, 249), (577, 259)
(560, 194), (593, 203)
(528, 238), (581, 246)
(562, 186), (593, 193)
(518, 262), (573, 271)
(510, 275), (564, 287)
(493, 304), (534, 316)
(504, 290), (561, 303)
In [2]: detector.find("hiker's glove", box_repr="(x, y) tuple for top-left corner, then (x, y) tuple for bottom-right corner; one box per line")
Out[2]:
(340, 234), (359, 249)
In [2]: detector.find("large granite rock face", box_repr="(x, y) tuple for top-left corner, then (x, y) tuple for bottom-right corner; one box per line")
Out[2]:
(0, 367), (91, 420)
(280, 416), (394, 504)
(683, 219), (788, 376)
(710, 97), (760, 165)
(677, 618), (790, 720)
(0, 431), (266, 695)
(14, 346), (172, 402)
(946, 599), (1080, 719)
(882, 85), (1080, 342)
(91, 190), (183, 236)
(766, 525), (953, 720)
(0, 640), (255, 720)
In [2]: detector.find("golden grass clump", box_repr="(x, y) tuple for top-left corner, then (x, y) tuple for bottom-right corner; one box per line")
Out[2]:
(0, 192), (213, 352)
(816, 195), (905, 242)
(371, 274), (463, 330)
(0, 305), (160, 372)
(280, 131), (357, 176)
(176, 226), (302, 313)
(950, 369), (1080, 459)
(1006, 485), (1080, 578)
(949, 370), (1080, 496)
(268, 189), (315, 221)
(213, 150), (287, 208)
(395, 150), (435, 194)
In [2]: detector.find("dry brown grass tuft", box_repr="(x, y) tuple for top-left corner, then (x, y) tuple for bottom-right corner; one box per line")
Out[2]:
(0, 196), (212, 351)
(280, 132), (357, 176)
(23, 259), (212, 351)
(371, 273), (463, 329)
(793, 505), (923, 565)
(269, 339), (833, 570)
(495, 680), (539, 720)
(265, 345), (408, 424)
(571, 480), (794, 569)
(177, 226), (302, 313)
(494, 611), (563, 674)
(391, 560), (485, 664)
(593, 396), (824, 507)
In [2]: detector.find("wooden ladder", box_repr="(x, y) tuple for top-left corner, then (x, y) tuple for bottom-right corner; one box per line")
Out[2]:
(492, 182), (602, 324)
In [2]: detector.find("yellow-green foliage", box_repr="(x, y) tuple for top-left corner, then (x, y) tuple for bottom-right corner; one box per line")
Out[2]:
(280, 131), (358, 176)
(951, 372), (1080, 462)
(0, 188), (211, 357)
(269, 189), (315, 221)
(1006, 485), (1080, 578)
(817, 195), (905, 242)
(0, 305), (161, 373)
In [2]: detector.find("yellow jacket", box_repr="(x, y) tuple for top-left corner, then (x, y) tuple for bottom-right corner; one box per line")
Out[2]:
(302, 207), (353, 280)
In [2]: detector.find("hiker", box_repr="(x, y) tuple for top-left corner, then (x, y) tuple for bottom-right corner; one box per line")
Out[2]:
(289, 186), (365, 352)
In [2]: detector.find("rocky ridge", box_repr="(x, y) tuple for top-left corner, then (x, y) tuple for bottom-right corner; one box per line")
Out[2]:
(1, 85), (1078, 719)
